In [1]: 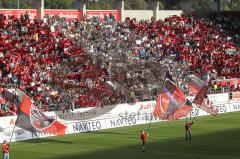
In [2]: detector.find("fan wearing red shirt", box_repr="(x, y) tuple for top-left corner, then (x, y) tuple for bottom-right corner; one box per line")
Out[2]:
(185, 121), (194, 141)
(2, 140), (10, 159)
(140, 130), (147, 152)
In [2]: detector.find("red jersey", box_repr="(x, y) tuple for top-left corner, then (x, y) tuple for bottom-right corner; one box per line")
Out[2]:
(185, 122), (193, 130)
(2, 143), (9, 153)
(141, 131), (147, 141)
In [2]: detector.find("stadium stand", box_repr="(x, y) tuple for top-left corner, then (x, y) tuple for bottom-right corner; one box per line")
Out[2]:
(0, 12), (239, 116)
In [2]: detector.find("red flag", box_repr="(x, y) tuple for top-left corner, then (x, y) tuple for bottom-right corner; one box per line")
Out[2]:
(193, 77), (213, 106)
(199, 98), (218, 115)
(16, 95), (66, 136)
(153, 95), (163, 118)
(164, 99), (192, 120)
(164, 105), (192, 120)
(153, 72), (190, 119)
(41, 121), (67, 136)
(20, 95), (32, 115)
(193, 76), (218, 115)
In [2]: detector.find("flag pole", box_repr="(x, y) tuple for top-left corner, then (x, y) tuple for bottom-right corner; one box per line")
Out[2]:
(9, 114), (19, 143)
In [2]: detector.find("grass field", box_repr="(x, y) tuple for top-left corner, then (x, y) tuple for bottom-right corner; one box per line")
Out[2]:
(7, 112), (240, 159)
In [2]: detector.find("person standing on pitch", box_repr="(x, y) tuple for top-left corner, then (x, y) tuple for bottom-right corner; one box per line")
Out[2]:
(140, 130), (147, 152)
(185, 121), (194, 141)
(2, 140), (10, 159)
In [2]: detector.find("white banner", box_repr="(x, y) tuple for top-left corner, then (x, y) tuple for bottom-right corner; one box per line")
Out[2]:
(0, 93), (238, 143)
(208, 93), (230, 104)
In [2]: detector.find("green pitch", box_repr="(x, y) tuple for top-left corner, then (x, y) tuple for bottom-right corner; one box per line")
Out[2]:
(8, 112), (240, 159)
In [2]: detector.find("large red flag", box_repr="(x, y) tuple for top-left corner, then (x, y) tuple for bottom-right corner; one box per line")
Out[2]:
(16, 95), (66, 136)
(192, 76), (218, 115)
(164, 99), (192, 120)
(199, 97), (218, 115)
(153, 72), (191, 119)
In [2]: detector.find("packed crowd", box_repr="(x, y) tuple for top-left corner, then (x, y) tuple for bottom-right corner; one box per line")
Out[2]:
(210, 12), (240, 47)
(0, 12), (239, 116)
(0, 13), (119, 116)
(0, 87), (18, 116)
(79, 13), (240, 96)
